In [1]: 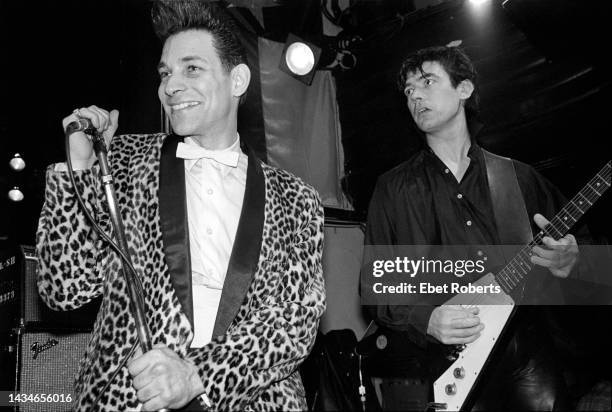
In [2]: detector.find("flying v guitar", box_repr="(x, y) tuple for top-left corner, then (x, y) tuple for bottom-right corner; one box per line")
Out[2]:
(432, 161), (611, 411)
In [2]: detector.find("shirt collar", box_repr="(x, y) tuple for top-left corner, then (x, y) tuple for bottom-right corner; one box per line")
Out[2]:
(183, 134), (241, 173)
(424, 142), (483, 171)
(424, 119), (484, 159)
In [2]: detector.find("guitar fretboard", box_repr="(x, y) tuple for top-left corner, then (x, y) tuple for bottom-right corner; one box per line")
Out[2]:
(495, 161), (611, 294)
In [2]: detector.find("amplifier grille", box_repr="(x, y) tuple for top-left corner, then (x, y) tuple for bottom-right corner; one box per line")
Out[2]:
(17, 330), (90, 412)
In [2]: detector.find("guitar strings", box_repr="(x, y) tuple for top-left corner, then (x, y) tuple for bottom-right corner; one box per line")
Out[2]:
(495, 162), (610, 295)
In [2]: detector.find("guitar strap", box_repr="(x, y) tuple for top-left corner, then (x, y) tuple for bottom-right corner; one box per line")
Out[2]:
(482, 149), (533, 246)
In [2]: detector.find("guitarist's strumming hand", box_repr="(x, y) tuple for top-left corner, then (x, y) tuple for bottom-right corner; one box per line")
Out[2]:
(530, 213), (579, 278)
(427, 305), (485, 345)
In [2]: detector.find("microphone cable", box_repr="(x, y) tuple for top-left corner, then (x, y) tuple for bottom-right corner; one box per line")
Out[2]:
(64, 127), (146, 407)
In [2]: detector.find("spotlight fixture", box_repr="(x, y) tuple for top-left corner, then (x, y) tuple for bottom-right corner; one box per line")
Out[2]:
(279, 33), (322, 85)
(9, 153), (26, 171)
(8, 186), (24, 202)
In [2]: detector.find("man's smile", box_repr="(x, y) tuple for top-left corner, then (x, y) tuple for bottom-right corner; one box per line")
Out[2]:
(170, 101), (202, 112)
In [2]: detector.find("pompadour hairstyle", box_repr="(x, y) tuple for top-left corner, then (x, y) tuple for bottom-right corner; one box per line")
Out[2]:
(397, 46), (480, 118)
(151, 0), (247, 73)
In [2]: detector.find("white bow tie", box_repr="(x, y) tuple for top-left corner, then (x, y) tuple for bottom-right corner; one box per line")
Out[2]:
(176, 142), (240, 168)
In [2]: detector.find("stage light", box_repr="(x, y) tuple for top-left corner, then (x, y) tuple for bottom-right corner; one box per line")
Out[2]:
(279, 33), (322, 85)
(9, 153), (26, 171)
(286, 42), (315, 75)
(8, 187), (24, 202)
(469, 0), (491, 5)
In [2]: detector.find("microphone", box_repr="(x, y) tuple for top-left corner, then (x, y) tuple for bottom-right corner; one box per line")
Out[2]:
(65, 118), (97, 135)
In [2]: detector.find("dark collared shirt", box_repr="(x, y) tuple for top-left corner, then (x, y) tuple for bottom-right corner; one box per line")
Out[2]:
(364, 143), (573, 347)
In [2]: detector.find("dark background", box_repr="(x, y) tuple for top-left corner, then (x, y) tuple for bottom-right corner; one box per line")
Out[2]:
(332, 0), (612, 241)
(0, 0), (162, 245)
(1, 0), (611, 245)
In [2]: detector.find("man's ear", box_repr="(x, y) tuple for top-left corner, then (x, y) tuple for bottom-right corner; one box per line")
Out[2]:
(231, 63), (251, 97)
(457, 79), (474, 100)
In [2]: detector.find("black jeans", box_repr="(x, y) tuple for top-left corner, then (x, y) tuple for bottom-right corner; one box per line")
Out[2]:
(471, 309), (571, 411)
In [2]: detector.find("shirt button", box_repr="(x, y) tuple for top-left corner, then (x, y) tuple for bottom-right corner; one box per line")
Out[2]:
(457, 193), (463, 199)
(206, 227), (213, 235)
(444, 168), (450, 174)
(477, 250), (483, 256)
(207, 188), (213, 195)
(466, 220), (472, 226)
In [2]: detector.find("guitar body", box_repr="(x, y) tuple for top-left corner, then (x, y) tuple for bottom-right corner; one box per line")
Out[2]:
(432, 273), (515, 411)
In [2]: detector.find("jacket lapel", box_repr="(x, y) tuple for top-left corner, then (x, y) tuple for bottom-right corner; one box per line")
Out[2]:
(212, 146), (265, 336)
(158, 134), (194, 327)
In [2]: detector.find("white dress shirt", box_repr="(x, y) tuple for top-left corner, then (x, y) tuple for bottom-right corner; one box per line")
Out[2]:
(181, 135), (247, 348)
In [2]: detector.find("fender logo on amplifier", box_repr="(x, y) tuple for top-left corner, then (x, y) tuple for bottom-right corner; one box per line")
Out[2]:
(30, 338), (59, 359)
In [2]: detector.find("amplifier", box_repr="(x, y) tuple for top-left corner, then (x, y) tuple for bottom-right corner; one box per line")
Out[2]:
(0, 245), (19, 330)
(1, 329), (91, 412)
(20, 246), (44, 326)
(14, 246), (100, 329)
(0, 246), (96, 411)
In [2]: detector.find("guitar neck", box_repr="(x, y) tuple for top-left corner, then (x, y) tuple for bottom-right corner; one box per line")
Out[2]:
(495, 161), (611, 294)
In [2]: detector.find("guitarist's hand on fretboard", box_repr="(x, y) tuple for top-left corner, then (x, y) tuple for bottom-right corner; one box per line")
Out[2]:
(530, 213), (579, 278)
(426, 305), (485, 345)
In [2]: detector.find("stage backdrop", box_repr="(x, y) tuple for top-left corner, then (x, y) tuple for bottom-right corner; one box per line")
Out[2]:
(320, 225), (369, 339)
(256, 38), (351, 210)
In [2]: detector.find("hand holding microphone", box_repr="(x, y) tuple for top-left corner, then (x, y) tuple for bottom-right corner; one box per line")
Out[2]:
(63, 105), (119, 170)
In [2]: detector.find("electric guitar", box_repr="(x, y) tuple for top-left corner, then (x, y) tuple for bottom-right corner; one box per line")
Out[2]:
(430, 161), (611, 411)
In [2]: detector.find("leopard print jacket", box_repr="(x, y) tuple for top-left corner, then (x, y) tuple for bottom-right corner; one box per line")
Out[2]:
(36, 133), (325, 411)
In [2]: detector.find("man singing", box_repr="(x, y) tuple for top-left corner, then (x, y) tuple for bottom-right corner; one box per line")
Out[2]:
(36, 1), (325, 410)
